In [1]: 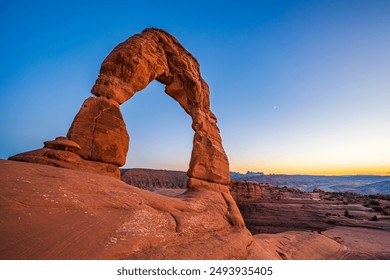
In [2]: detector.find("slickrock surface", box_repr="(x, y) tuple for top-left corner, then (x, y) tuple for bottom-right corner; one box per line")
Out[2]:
(0, 160), (254, 260)
(322, 227), (390, 259)
(254, 231), (346, 260)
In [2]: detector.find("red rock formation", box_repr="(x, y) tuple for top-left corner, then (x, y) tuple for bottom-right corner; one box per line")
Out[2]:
(10, 28), (230, 188)
(67, 97), (129, 166)
(9, 28), (243, 227)
(9, 137), (120, 178)
(230, 180), (266, 202)
(43, 136), (81, 152)
(92, 28), (230, 186)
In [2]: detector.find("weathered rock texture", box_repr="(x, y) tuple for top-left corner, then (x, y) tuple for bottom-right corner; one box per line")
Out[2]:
(9, 137), (120, 178)
(67, 97), (129, 166)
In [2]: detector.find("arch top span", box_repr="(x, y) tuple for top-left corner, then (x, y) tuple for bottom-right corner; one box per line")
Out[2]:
(91, 28), (211, 115)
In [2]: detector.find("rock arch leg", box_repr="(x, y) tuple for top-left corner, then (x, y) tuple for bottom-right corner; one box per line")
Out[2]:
(187, 108), (230, 186)
(67, 96), (129, 167)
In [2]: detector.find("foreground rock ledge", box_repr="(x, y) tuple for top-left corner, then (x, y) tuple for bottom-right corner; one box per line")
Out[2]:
(0, 160), (346, 260)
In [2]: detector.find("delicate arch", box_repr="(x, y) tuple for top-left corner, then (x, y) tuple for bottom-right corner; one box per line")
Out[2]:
(88, 28), (230, 186)
(11, 28), (230, 187)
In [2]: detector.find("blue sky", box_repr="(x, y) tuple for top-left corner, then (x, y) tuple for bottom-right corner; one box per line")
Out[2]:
(1, 0), (389, 175)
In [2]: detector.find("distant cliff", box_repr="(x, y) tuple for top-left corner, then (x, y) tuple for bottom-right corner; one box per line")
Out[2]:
(120, 168), (277, 202)
(120, 168), (188, 189)
(230, 180), (275, 202)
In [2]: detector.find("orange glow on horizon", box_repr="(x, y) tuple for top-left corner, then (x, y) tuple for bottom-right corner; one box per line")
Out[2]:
(231, 164), (390, 176)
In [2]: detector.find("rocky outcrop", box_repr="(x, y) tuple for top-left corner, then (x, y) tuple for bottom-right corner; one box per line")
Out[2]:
(43, 136), (81, 152)
(9, 137), (120, 178)
(67, 97), (129, 166)
(230, 180), (267, 202)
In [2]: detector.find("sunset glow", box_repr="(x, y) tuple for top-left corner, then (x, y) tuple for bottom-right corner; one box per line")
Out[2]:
(232, 164), (390, 176)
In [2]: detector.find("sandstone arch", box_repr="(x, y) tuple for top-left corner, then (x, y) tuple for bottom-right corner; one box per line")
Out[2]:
(69, 28), (230, 188)
(10, 28), (230, 190)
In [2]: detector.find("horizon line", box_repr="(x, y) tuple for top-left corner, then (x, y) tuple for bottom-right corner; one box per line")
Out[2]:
(120, 166), (390, 177)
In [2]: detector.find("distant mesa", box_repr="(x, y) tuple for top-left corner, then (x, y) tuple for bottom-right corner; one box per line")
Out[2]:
(230, 171), (264, 179)
(246, 171), (265, 175)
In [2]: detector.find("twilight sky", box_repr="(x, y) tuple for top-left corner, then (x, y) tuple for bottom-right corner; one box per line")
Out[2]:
(1, 0), (389, 175)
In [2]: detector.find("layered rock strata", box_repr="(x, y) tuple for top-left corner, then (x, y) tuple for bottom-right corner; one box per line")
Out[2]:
(9, 136), (120, 178)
